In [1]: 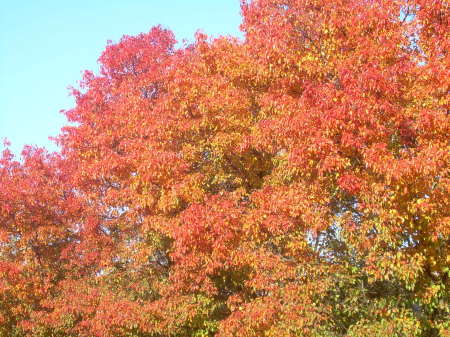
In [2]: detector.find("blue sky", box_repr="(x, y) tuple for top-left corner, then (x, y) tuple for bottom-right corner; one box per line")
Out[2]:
(0, 1), (242, 155)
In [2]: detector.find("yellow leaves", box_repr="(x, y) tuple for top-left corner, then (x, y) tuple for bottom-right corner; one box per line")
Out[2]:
(285, 236), (309, 256)
(134, 184), (157, 209)
(80, 149), (97, 160)
(157, 188), (184, 215)
(266, 162), (295, 186)
(177, 174), (206, 204)
(421, 283), (444, 304)
(416, 198), (426, 205)
(301, 53), (319, 63)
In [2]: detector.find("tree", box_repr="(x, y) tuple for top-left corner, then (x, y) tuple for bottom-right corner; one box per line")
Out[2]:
(0, 0), (448, 336)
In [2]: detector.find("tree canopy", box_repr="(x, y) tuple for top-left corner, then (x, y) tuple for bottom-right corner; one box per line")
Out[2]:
(1, 0), (449, 336)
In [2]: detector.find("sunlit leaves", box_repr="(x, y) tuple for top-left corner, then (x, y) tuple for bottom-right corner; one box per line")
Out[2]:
(1, 0), (448, 336)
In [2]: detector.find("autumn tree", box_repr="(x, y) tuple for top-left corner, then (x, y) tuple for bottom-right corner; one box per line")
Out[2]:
(0, 0), (449, 336)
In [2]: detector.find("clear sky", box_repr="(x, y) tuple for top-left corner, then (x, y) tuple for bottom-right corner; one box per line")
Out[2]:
(0, 1), (242, 155)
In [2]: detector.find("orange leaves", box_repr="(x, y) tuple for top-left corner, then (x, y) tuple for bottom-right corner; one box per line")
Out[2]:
(98, 25), (175, 82)
(171, 197), (243, 272)
(337, 173), (363, 195)
(2, 0), (449, 335)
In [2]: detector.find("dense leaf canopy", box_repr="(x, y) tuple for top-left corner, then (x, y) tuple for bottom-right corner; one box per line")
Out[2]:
(1, 0), (449, 336)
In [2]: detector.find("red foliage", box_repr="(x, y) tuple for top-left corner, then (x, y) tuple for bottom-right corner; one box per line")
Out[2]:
(1, 1), (449, 336)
